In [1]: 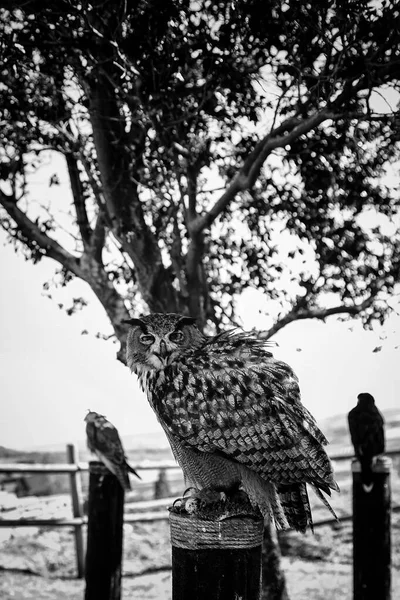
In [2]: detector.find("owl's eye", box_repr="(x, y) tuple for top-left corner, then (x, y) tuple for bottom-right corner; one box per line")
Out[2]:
(140, 333), (155, 344)
(169, 331), (184, 343)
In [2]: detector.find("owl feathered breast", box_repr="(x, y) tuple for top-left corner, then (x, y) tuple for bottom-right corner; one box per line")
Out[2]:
(127, 315), (338, 531)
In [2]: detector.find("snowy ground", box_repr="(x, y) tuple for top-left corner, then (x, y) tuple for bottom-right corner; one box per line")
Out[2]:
(0, 475), (399, 600)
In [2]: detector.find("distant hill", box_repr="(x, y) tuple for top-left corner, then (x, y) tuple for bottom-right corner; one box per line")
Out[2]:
(0, 446), (70, 464)
(0, 430), (174, 468)
(0, 446), (24, 459)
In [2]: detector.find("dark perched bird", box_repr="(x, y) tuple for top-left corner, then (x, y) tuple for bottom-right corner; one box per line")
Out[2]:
(84, 411), (140, 490)
(125, 313), (339, 532)
(348, 393), (385, 492)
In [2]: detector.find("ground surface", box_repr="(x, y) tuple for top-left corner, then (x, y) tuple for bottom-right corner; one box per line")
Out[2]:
(1, 556), (399, 600)
(1, 455), (399, 599)
(0, 509), (399, 600)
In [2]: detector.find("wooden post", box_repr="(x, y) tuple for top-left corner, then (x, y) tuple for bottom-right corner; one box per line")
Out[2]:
(170, 512), (264, 600)
(85, 461), (125, 600)
(262, 521), (289, 600)
(352, 455), (391, 600)
(66, 444), (85, 578)
(154, 467), (171, 499)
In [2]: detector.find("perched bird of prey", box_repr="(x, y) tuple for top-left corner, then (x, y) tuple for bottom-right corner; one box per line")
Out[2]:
(84, 411), (140, 490)
(348, 392), (385, 492)
(125, 312), (339, 532)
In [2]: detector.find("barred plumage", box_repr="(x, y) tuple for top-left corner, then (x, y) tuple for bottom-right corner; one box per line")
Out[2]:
(126, 313), (339, 532)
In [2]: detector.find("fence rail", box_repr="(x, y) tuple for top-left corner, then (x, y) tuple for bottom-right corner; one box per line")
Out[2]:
(0, 460), (178, 474)
(0, 449), (400, 531)
(0, 447), (398, 475)
(0, 445), (399, 580)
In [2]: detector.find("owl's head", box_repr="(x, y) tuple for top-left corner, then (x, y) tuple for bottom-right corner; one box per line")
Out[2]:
(125, 312), (205, 373)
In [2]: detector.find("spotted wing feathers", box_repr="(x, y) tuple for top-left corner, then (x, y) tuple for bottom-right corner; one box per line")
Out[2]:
(149, 330), (338, 530)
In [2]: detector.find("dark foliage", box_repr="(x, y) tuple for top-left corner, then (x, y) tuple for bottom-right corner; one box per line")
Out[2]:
(0, 0), (399, 358)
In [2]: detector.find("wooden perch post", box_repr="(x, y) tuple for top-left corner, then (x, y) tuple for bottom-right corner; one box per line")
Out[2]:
(169, 512), (264, 600)
(85, 461), (125, 600)
(352, 456), (391, 600)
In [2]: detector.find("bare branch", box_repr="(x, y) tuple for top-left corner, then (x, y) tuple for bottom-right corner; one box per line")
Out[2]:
(0, 188), (81, 275)
(264, 294), (380, 340)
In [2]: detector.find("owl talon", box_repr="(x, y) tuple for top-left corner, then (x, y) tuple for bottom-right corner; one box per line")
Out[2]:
(169, 487), (236, 516)
(169, 487), (260, 519)
(183, 486), (199, 497)
(184, 497), (199, 514)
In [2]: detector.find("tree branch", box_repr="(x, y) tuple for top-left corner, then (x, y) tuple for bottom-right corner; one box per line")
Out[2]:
(92, 211), (107, 264)
(65, 152), (92, 247)
(190, 110), (335, 235)
(0, 188), (81, 275)
(1, 187), (133, 361)
(83, 73), (178, 312)
(264, 294), (380, 340)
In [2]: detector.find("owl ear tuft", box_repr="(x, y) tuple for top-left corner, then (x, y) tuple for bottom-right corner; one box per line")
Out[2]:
(176, 316), (197, 329)
(123, 318), (147, 331)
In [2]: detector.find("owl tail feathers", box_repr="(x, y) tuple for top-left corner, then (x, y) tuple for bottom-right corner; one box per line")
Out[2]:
(261, 482), (291, 531)
(311, 485), (339, 522)
(239, 467), (289, 531)
(277, 483), (313, 533)
(326, 473), (340, 494)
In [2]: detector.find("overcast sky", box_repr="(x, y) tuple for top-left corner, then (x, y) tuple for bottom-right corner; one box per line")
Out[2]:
(0, 226), (399, 451)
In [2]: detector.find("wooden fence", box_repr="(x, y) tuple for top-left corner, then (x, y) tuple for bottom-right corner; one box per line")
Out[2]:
(0, 445), (399, 580)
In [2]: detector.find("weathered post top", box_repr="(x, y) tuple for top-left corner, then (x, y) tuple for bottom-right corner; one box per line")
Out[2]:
(351, 454), (392, 474)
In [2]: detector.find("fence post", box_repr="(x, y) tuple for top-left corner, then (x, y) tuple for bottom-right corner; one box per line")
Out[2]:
(85, 461), (125, 600)
(154, 468), (171, 499)
(169, 511), (264, 600)
(352, 455), (391, 600)
(66, 444), (85, 578)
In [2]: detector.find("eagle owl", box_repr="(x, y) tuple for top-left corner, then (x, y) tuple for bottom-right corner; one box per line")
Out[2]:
(126, 313), (338, 532)
(348, 393), (385, 493)
(85, 411), (140, 490)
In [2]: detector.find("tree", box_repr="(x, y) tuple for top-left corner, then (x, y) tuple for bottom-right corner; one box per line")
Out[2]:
(1, 0), (399, 364)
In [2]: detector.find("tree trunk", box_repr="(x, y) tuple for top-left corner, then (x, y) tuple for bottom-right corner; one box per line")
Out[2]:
(262, 521), (290, 600)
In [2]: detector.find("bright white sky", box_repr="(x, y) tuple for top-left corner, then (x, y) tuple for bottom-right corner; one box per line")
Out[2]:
(0, 226), (399, 450)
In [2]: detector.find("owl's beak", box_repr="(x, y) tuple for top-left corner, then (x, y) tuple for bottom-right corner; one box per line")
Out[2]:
(158, 340), (168, 359)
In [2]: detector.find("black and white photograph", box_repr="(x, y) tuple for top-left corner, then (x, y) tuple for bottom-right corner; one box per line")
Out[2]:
(0, 1), (399, 599)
